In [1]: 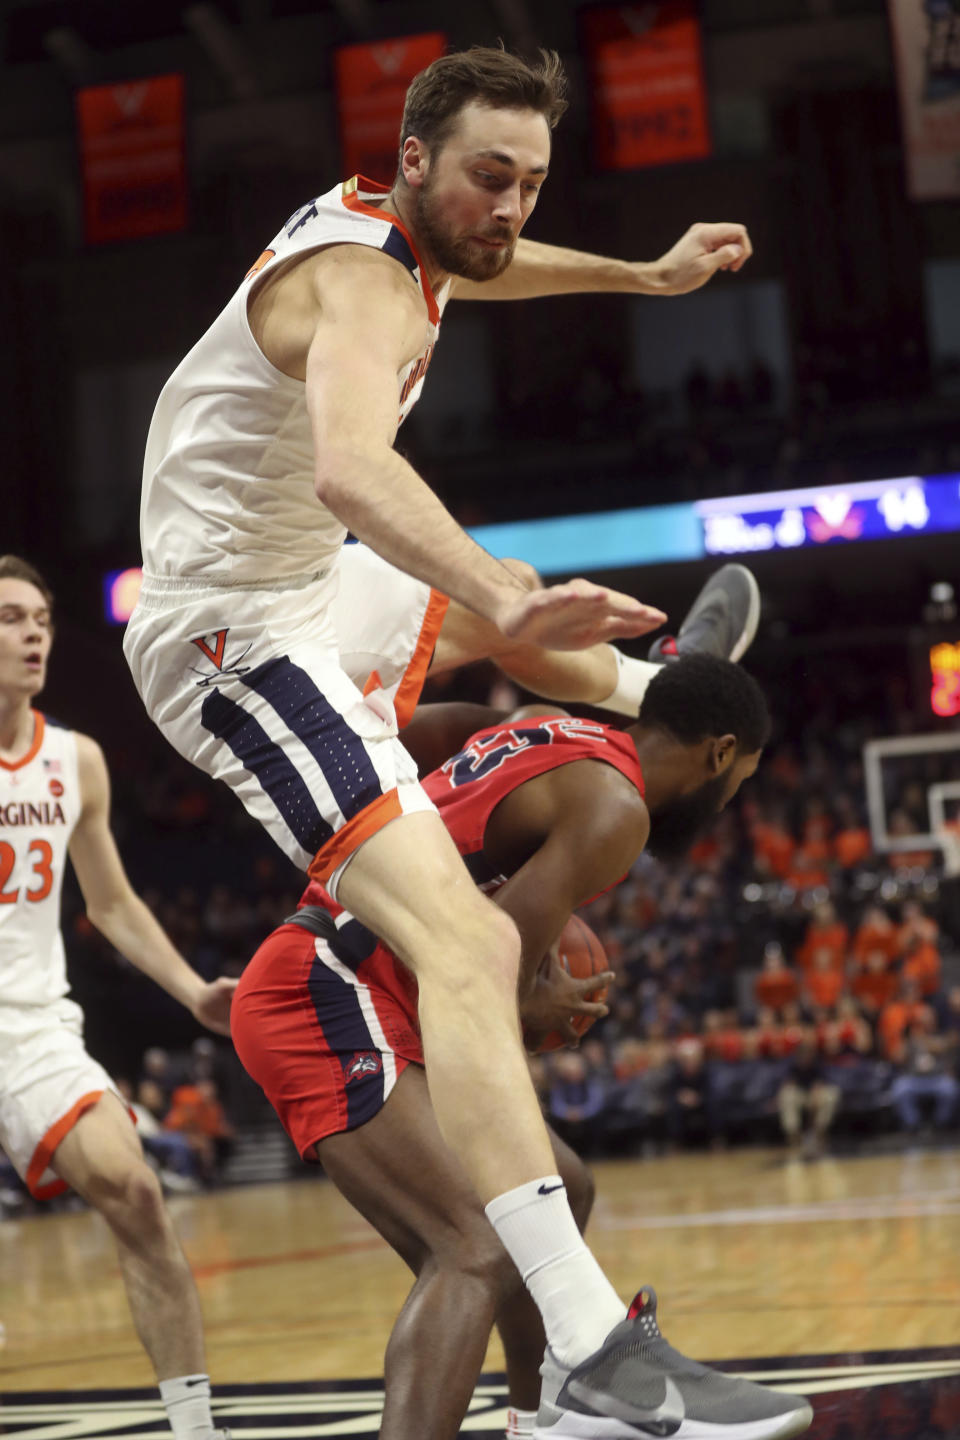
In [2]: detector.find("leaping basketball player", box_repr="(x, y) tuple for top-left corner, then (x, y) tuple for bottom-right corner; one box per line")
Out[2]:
(123, 44), (805, 1438)
(0, 555), (233, 1440)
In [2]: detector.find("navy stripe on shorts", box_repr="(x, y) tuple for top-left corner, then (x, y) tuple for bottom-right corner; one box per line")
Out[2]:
(200, 689), (333, 854)
(306, 951), (386, 1129)
(241, 656), (384, 823)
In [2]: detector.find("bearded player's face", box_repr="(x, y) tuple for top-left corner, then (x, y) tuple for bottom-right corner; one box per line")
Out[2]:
(410, 100), (551, 283)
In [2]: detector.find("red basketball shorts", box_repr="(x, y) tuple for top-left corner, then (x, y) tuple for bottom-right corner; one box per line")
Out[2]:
(232, 913), (425, 1161)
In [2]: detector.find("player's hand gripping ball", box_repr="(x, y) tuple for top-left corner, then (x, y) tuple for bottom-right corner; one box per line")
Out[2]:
(523, 914), (612, 1053)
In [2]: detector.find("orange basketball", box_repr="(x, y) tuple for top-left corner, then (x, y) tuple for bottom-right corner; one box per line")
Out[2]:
(532, 914), (610, 1053)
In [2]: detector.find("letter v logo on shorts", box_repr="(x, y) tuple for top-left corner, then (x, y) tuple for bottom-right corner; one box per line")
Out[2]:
(191, 629), (230, 669)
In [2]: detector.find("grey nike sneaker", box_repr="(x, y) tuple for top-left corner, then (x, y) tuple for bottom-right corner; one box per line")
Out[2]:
(534, 1289), (812, 1439)
(648, 564), (760, 664)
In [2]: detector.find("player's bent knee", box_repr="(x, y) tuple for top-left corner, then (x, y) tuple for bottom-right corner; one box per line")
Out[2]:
(89, 1158), (168, 1232)
(502, 557), (543, 591)
(442, 1227), (520, 1302)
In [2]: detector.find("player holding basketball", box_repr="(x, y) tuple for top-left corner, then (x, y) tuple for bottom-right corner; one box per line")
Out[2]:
(124, 43), (794, 1438)
(0, 556), (233, 1440)
(233, 656), (812, 1440)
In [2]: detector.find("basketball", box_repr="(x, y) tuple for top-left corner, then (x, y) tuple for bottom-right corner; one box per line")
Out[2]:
(531, 913), (610, 1053)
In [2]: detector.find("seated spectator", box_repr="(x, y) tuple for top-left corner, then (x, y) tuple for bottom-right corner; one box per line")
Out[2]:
(901, 934), (942, 999)
(851, 950), (899, 1017)
(546, 1050), (608, 1155)
(754, 943), (800, 1014)
(139, 1045), (177, 1107)
(751, 806), (796, 880)
(796, 901), (849, 973)
(834, 996), (874, 1054)
(777, 1001), (809, 1057)
(897, 899), (939, 953)
(890, 1012), (960, 1136)
(117, 1078), (201, 1192)
(702, 1009), (745, 1063)
(667, 1040), (714, 1148)
(852, 905), (898, 967)
(777, 1033), (841, 1159)
(878, 982), (929, 1062)
(804, 949), (845, 1013)
(832, 796), (871, 870)
(785, 848), (830, 891)
(164, 1078), (235, 1185)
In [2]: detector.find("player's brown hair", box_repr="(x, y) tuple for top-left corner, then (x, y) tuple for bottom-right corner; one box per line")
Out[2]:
(398, 45), (568, 172)
(0, 555), (54, 611)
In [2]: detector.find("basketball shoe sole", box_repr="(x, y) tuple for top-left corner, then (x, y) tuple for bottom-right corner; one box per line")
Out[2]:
(648, 565), (760, 665)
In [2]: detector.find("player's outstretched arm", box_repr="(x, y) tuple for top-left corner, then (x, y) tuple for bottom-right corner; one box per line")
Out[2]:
(452, 223), (752, 302)
(67, 734), (236, 1036)
(305, 247), (666, 649)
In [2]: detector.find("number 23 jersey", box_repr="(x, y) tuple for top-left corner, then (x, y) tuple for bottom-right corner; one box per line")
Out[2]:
(0, 713), (81, 1007)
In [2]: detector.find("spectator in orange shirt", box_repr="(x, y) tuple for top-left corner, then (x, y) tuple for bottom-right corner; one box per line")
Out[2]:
(702, 1009), (745, 1064)
(790, 851), (832, 890)
(832, 795), (871, 870)
(897, 900), (939, 954)
(878, 982), (928, 1063)
(804, 950), (845, 1014)
(851, 950), (899, 1017)
(834, 996), (873, 1054)
(796, 901), (849, 973)
(751, 806), (795, 880)
(901, 937), (941, 999)
(753, 942), (800, 1015)
(852, 905), (898, 967)
(164, 1079), (235, 1184)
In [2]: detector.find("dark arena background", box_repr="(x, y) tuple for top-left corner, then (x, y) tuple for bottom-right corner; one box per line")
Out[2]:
(1, 1), (960, 1437)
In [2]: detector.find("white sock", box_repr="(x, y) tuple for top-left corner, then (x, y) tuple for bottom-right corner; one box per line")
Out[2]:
(595, 650), (661, 717)
(486, 1177), (624, 1367)
(159, 1375), (215, 1440)
(506, 1406), (538, 1438)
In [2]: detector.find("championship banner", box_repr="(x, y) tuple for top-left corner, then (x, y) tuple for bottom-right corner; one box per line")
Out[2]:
(888, 0), (960, 200)
(77, 73), (187, 244)
(581, 1), (711, 171)
(334, 33), (447, 184)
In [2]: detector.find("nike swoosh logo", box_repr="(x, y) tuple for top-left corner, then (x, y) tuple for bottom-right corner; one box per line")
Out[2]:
(183, 1377), (209, 1388)
(538, 1182), (564, 1195)
(566, 1374), (684, 1436)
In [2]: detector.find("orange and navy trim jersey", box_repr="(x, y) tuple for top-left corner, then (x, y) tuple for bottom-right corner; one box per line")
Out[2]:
(298, 715), (645, 964)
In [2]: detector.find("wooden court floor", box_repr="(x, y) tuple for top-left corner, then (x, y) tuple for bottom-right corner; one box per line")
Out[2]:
(2, 1144), (958, 1393)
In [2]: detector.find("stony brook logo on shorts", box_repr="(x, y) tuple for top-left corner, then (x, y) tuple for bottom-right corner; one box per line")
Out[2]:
(344, 1052), (382, 1084)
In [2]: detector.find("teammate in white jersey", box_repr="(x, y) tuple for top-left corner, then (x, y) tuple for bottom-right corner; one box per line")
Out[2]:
(124, 48), (792, 1440)
(0, 554), (233, 1440)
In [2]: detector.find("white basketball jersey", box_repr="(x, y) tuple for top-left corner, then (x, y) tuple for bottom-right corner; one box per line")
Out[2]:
(0, 714), (81, 1007)
(139, 175), (452, 586)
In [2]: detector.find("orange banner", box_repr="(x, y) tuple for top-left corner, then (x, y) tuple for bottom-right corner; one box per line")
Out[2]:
(889, 0), (960, 200)
(582, 2), (711, 171)
(335, 33), (447, 185)
(77, 73), (187, 245)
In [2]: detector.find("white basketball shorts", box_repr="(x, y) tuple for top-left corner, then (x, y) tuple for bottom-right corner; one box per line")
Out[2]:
(123, 553), (447, 896)
(0, 997), (127, 1199)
